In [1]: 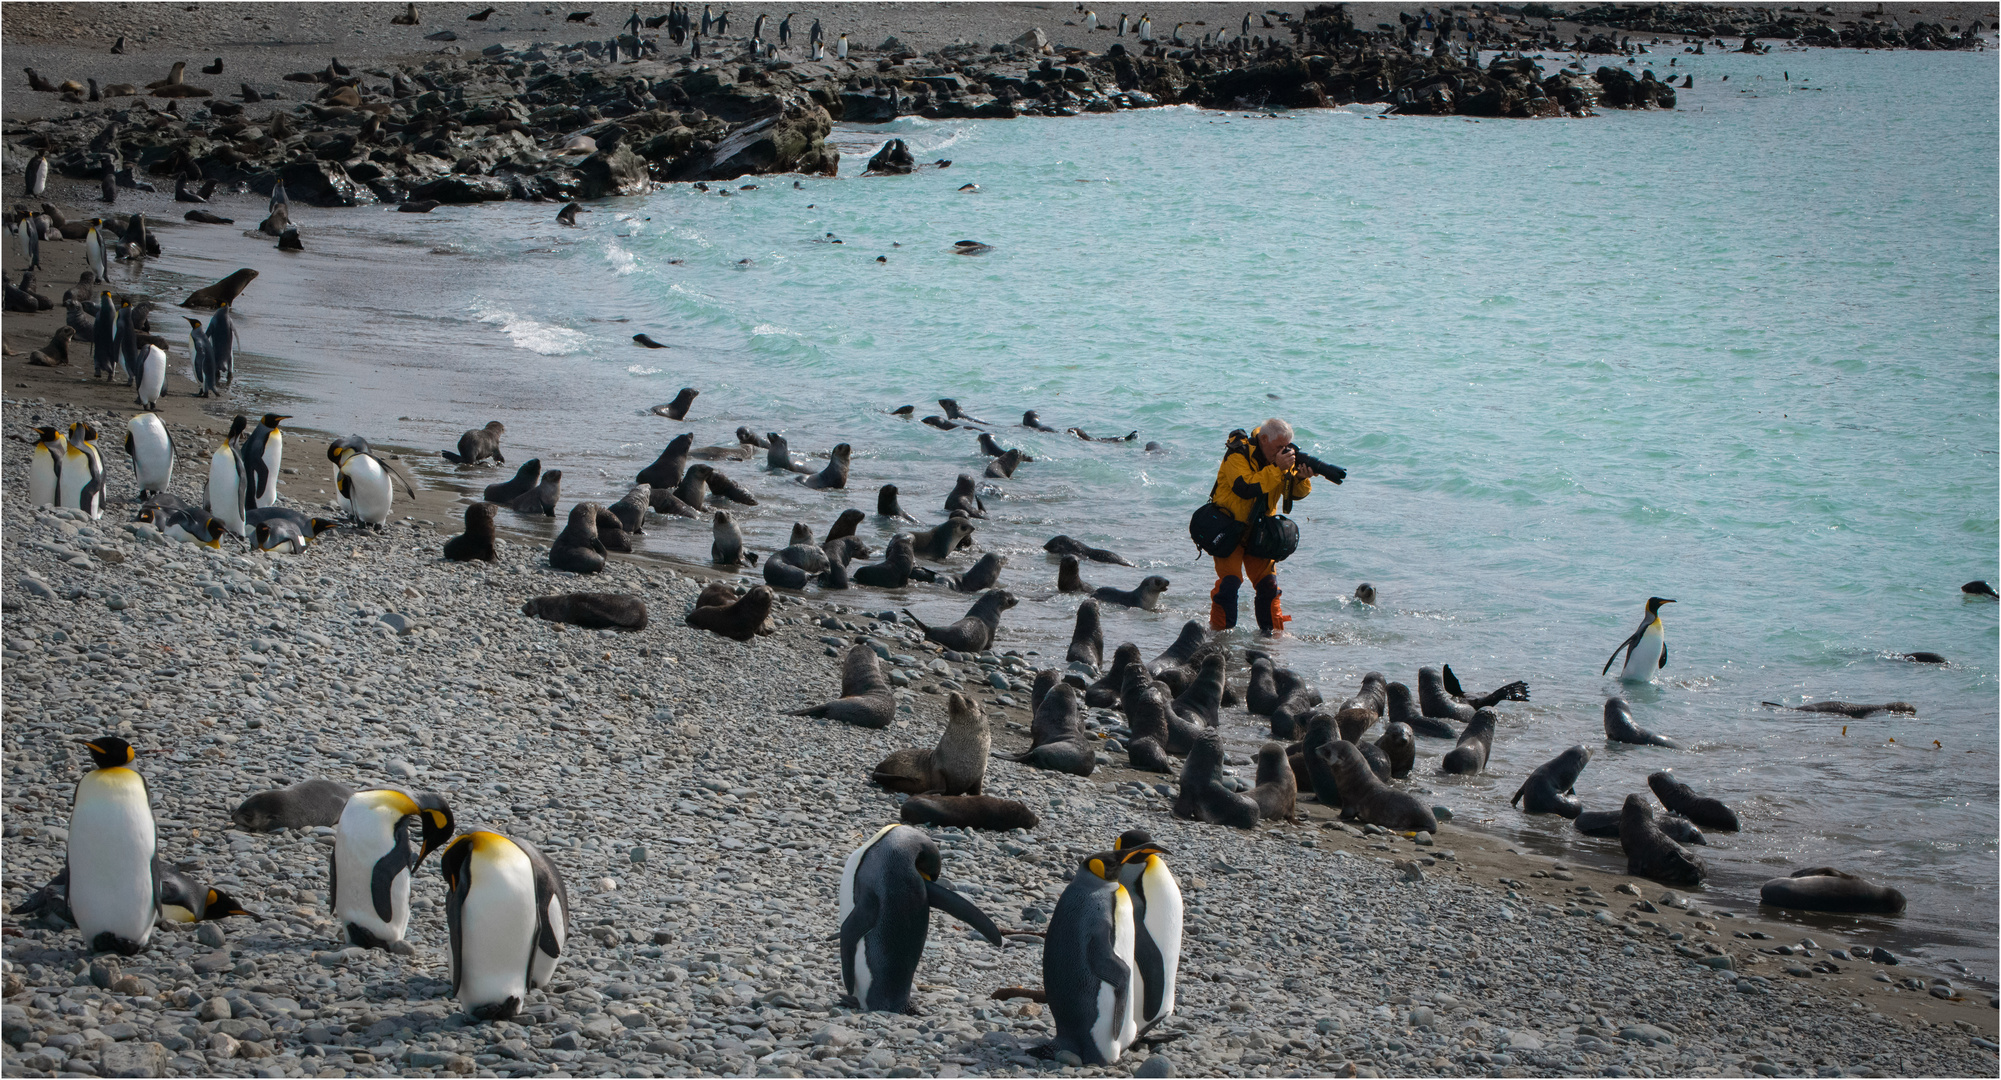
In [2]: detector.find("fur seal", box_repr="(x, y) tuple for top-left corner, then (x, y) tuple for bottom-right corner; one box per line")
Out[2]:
(522, 592), (647, 630)
(1093, 575), (1170, 611)
(651, 386), (699, 419)
(1656, 815), (1706, 846)
(852, 534), (919, 588)
(1387, 681), (1456, 739)
(944, 474), (987, 517)
(508, 469), (563, 516)
(947, 552), (1005, 593)
(1375, 722), (1416, 778)
(549, 502), (608, 572)
(911, 515), (977, 561)
(1172, 730), (1259, 828)
(825, 508), (865, 544)
(649, 488), (699, 517)
(1045, 534), (1134, 566)
(1067, 600), (1104, 669)
(997, 684), (1097, 776)
(877, 483), (918, 523)
(1604, 696), (1682, 748)
(1057, 555), (1093, 594)
(1758, 867), (1905, 914)
(1439, 709), (1496, 774)
(441, 503), (497, 562)
(977, 432), (1030, 459)
(686, 583), (774, 641)
(872, 691), (989, 793)
(1619, 794), (1706, 886)
(1646, 771), (1740, 831)
(1333, 672), (1389, 743)
(900, 795), (1038, 832)
(607, 485), (649, 534)
(1147, 621), (1209, 678)
(482, 458), (541, 503)
(1357, 740), (1394, 782)
(1761, 700), (1915, 718)
(1300, 722), (1344, 807)
(674, 464), (715, 510)
(1125, 665), (1200, 755)
(1249, 743), (1297, 821)
(1268, 669), (1322, 740)
(442, 421), (504, 465)
(1085, 642), (1143, 708)
(701, 467), (759, 506)
(636, 433), (693, 488)
(1122, 678), (1178, 774)
(793, 644), (896, 728)
(1901, 652), (1946, 664)
(232, 779), (354, 831)
(938, 398), (988, 424)
(1022, 410), (1057, 432)
(1328, 740), (1437, 832)
(1247, 658), (1281, 715)
(1511, 746), (1590, 818)
(985, 448), (1026, 479)
(1354, 583), (1377, 606)
(1170, 653), (1226, 728)
(1068, 427), (1138, 442)
(907, 590), (1017, 652)
(1442, 664), (1530, 709)
(801, 443), (851, 489)
(1417, 666), (1476, 724)
(764, 541), (834, 590)
(594, 508), (634, 553)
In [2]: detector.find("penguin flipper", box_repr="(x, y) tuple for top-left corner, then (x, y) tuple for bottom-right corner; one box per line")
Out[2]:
(1084, 923), (1133, 1052)
(1601, 633), (1636, 677)
(441, 836), (472, 996)
(371, 816), (418, 924)
(526, 842), (568, 988)
(381, 455), (421, 498)
(1658, 641), (1668, 670)
(925, 880), (1002, 945)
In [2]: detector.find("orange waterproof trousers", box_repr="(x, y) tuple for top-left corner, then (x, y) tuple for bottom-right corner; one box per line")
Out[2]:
(1210, 545), (1287, 635)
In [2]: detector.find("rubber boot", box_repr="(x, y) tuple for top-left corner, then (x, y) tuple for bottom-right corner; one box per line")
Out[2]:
(1253, 575), (1288, 637)
(1210, 575), (1241, 631)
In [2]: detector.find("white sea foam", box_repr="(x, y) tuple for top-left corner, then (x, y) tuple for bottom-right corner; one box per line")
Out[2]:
(473, 302), (590, 355)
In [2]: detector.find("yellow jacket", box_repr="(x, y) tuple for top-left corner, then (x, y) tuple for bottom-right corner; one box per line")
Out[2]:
(1209, 426), (1310, 525)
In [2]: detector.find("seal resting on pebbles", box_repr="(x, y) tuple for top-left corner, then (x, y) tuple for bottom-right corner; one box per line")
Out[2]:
(232, 779), (353, 831)
(1759, 867), (1906, 914)
(900, 795), (1038, 831)
(791, 644), (895, 728)
(1122, 675), (1177, 774)
(1172, 730), (1259, 829)
(1249, 743), (1297, 821)
(1170, 652), (1226, 728)
(1440, 709), (1496, 774)
(1066, 600), (1103, 669)
(906, 590), (1017, 652)
(1084, 642), (1142, 708)
(996, 684), (1097, 776)
(871, 691), (989, 793)
(686, 583), (774, 641)
(1125, 666), (1200, 757)
(441, 503), (496, 562)
(548, 502), (607, 573)
(1619, 793), (1706, 886)
(521, 593), (647, 631)
(1328, 740), (1437, 832)
(1646, 770), (1740, 831)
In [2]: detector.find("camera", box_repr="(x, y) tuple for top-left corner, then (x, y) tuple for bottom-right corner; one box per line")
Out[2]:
(1288, 445), (1346, 485)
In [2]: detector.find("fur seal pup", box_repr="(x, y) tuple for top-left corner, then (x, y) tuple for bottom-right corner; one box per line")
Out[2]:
(1329, 740), (1437, 832)
(632, 333), (666, 347)
(825, 508), (866, 545)
(442, 503), (498, 562)
(985, 448), (1026, 479)
(1030, 669), (1058, 712)
(636, 433), (693, 488)
(1067, 600), (1104, 669)
(1758, 867), (1905, 915)
(483, 459), (541, 503)
(1902, 652), (1946, 664)
(1122, 678), (1177, 774)
(1354, 583), (1377, 606)
(1147, 621), (1209, 678)
(764, 540), (833, 590)
(1022, 410), (1057, 431)
(877, 483), (918, 523)
(1068, 427), (1139, 442)
(1172, 730), (1259, 828)
(766, 432), (812, 472)
(701, 467), (759, 506)
(1170, 653), (1226, 728)
(1375, 722), (1416, 778)
(998, 684), (1098, 776)
(1387, 681), (1456, 738)
(1085, 642), (1143, 708)
(853, 535), (919, 588)
(594, 508), (634, 553)
(508, 469), (563, 516)
(1441, 664), (1531, 708)
(801, 443), (851, 489)
(1604, 696), (1683, 748)
(977, 432), (1026, 458)
(442, 421), (504, 465)
(1646, 771), (1739, 831)
(1300, 725), (1345, 808)
(233, 778), (354, 831)
(1356, 740), (1394, 782)
(907, 590), (1017, 652)
(793, 644), (896, 728)
(1056, 555), (1095, 595)
(911, 515), (977, 561)
(651, 387), (699, 419)
(686, 583), (774, 641)
(549, 502), (608, 572)
(1333, 672), (1389, 742)
(944, 474), (987, 517)
(1440, 709), (1496, 774)
(692, 429), (761, 460)
(1619, 794), (1706, 886)
(1761, 700), (1915, 718)
(923, 416), (961, 430)
(1249, 743), (1297, 821)
(1656, 815), (1706, 846)
(872, 692), (989, 794)
(1417, 667), (1477, 725)
(1247, 658), (1281, 715)
(1268, 669), (1322, 740)
(647, 487), (698, 517)
(1511, 746), (1591, 818)
(1093, 574), (1170, 611)
(947, 552), (1006, 593)
(938, 398), (988, 425)
(1046, 534), (1134, 566)
(607, 486), (649, 534)
(900, 795), (1039, 832)
(709, 510), (753, 567)
(522, 592), (647, 630)
(1125, 666), (1200, 756)
(674, 464), (715, 510)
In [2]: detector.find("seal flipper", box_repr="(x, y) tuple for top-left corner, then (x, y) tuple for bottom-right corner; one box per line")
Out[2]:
(1442, 664), (1464, 698)
(925, 880), (1002, 945)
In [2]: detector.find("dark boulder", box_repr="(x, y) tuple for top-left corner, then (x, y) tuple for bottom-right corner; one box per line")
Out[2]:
(577, 144), (651, 197)
(410, 173), (514, 203)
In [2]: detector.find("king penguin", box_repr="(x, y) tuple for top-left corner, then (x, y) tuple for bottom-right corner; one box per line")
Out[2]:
(440, 831), (569, 1020)
(331, 788), (455, 950)
(241, 412), (286, 509)
(207, 302), (235, 389)
(1044, 848), (1140, 1065)
(184, 316), (215, 397)
(206, 414), (249, 538)
(1111, 831), (1180, 1038)
(85, 219), (108, 283)
(837, 32), (849, 58)
(162, 508), (227, 549)
(29, 425), (66, 505)
(62, 421), (106, 519)
(332, 443), (395, 525)
(124, 411), (174, 499)
(92, 290), (117, 380)
(27, 151), (48, 197)
(157, 866), (261, 924)
(134, 343), (165, 409)
(68, 737), (159, 955)
(1603, 596), (1675, 682)
(839, 824), (1002, 1013)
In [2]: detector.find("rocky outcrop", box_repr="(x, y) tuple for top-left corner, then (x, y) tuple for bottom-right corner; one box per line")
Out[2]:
(1592, 67), (1677, 111)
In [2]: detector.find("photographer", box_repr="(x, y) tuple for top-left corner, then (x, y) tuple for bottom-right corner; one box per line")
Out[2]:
(1191, 419), (1343, 636)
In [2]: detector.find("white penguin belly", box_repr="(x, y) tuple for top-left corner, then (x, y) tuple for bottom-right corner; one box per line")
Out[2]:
(69, 771), (157, 948)
(345, 458), (394, 524)
(1111, 899), (1139, 1059)
(334, 803), (410, 942)
(30, 448), (58, 505)
(457, 844), (537, 1013)
(59, 449), (89, 509)
(256, 430), (283, 506)
(208, 450), (246, 536)
(1622, 621), (1665, 682)
(137, 347), (164, 407)
(130, 419), (172, 492)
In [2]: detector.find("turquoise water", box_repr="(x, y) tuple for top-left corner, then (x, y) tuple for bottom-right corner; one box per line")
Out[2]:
(140, 46), (1997, 969)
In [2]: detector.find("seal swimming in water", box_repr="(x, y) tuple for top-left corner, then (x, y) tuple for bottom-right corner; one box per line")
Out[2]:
(765, 432), (812, 472)
(900, 795), (1038, 831)
(442, 421), (505, 465)
(1248, 743), (1296, 821)
(651, 387), (698, 419)
(1067, 600), (1104, 669)
(943, 474), (986, 517)
(907, 590), (1017, 652)
(792, 644), (895, 728)
(1386, 681), (1456, 739)
(521, 592), (647, 630)
(910, 515), (977, 561)
(801, 443), (851, 489)
(482, 459), (540, 503)
(636, 433), (693, 488)
(1172, 730), (1259, 828)
(946, 552), (1005, 593)
(1646, 770), (1740, 831)
(1093, 575), (1170, 611)
(1758, 867), (1906, 914)
(938, 398), (989, 425)
(1046, 534), (1133, 566)
(442, 503), (497, 562)
(977, 432), (1030, 459)
(1439, 709), (1496, 774)
(1760, 700), (1915, 718)
(686, 583), (774, 641)
(877, 483), (918, 523)
(1576, 809), (1705, 845)
(1417, 667), (1476, 725)
(872, 691), (989, 793)
(233, 779), (353, 831)
(1085, 642), (1143, 708)
(1375, 722), (1416, 778)
(507, 469), (563, 516)
(1511, 746), (1591, 818)
(1022, 410), (1057, 432)
(1619, 794), (1706, 886)
(985, 448), (1027, 479)
(548, 502), (607, 573)
(852, 534), (919, 588)
(1328, 740), (1437, 832)
(1057, 555), (1094, 594)
(1604, 696), (1683, 748)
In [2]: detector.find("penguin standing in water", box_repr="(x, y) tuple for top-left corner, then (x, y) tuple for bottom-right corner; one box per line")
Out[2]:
(440, 831), (569, 1020)
(93, 291), (118, 381)
(206, 414), (249, 538)
(839, 824), (1003, 1012)
(207, 302), (236, 389)
(331, 788), (454, 950)
(1110, 832), (1180, 1038)
(62, 421), (106, 519)
(29, 425), (66, 505)
(1603, 596), (1675, 682)
(1044, 848), (1140, 1065)
(67, 737), (159, 955)
(124, 412), (174, 499)
(241, 412), (286, 509)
